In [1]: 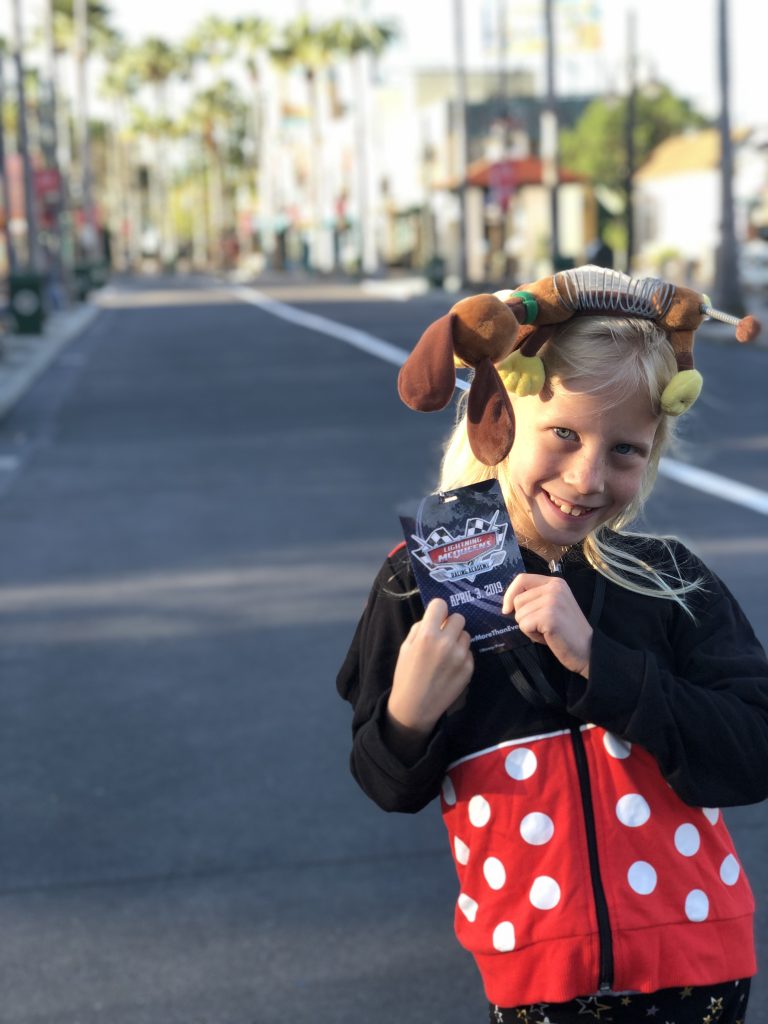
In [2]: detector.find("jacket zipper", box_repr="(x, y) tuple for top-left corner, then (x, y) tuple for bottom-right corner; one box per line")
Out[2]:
(548, 555), (613, 989)
(570, 725), (614, 993)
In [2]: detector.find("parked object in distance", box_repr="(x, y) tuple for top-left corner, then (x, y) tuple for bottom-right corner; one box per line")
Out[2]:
(740, 238), (768, 291)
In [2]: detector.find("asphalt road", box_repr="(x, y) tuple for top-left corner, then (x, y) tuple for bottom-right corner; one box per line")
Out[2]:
(0, 274), (765, 1024)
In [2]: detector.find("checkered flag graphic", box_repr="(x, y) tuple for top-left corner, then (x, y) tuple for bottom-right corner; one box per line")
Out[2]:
(465, 518), (489, 536)
(425, 526), (454, 547)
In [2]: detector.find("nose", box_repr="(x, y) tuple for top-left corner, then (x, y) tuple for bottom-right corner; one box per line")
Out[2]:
(564, 450), (605, 496)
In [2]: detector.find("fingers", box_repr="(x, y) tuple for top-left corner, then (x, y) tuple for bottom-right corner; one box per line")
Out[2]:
(390, 597), (475, 733)
(502, 573), (550, 615)
(420, 598), (467, 637)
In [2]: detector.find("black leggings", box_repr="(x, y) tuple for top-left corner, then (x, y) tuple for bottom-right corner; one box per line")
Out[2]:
(489, 978), (751, 1023)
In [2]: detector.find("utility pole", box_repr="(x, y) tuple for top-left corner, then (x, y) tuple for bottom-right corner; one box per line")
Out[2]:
(497, 0), (509, 140)
(624, 9), (637, 274)
(541, 0), (560, 270)
(715, 0), (743, 313)
(453, 0), (469, 287)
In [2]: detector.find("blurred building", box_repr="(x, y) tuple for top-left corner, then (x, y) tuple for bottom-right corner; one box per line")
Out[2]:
(368, 65), (596, 285)
(634, 127), (768, 290)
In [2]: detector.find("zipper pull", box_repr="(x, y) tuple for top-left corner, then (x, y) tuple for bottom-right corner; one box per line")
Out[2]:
(549, 559), (561, 575)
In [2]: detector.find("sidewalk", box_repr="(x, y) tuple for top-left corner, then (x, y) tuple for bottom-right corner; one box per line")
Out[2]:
(0, 301), (102, 420)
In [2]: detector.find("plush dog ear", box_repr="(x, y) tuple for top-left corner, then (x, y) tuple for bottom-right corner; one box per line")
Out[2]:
(466, 357), (515, 465)
(398, 312), (457, 411)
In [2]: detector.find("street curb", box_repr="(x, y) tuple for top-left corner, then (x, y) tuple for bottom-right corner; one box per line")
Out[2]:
(0, 302), (101, 419)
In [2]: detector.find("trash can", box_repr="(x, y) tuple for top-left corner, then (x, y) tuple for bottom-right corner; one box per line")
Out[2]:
(73, 263), (92, 301)
(89, 261), (110, 288)
(553, 255), (574, 273)
(9, 270), (46, 335)
(425, 256), (445, 289)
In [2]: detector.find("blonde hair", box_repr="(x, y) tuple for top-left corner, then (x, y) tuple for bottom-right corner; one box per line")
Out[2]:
(439, 316), (703, 610)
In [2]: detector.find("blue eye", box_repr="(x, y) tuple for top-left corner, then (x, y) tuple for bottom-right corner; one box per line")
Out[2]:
(614, 443), (635, 456)
(553, 427), (576, 440)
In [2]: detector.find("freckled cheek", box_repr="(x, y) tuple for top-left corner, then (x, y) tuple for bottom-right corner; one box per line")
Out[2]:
(612, 469), (647, 508)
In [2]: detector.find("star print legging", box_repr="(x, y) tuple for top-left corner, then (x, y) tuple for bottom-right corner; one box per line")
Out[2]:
(488, 978), (751, 1023)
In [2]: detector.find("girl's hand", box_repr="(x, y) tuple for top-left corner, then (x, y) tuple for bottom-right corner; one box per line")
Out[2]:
(503, 574), (593, 678)
(387, 598), (474, 738)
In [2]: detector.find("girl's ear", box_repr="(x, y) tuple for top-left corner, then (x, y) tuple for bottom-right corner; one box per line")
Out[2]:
(466, 357), (515, 465)
(397, 312), (456, 411)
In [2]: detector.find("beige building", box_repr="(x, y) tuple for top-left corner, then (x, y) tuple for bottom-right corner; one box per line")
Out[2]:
(634, 127), (768, 290)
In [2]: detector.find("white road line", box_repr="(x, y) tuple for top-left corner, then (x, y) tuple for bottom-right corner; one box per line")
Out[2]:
(238, 284), (768, 517)
(236, 286), (407, 366)
(658, 459), (768, 515)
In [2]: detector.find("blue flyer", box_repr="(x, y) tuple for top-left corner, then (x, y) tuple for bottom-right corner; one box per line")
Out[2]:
(399, 479), (529, 653)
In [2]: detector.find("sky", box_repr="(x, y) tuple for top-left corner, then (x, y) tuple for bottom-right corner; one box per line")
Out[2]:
(7, 0), (766, 130)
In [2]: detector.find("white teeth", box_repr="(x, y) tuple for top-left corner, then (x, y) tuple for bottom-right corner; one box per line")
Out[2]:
(548, 493), (586, 517)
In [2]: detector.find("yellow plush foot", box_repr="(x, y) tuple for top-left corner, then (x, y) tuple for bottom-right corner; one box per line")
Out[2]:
(661, 369), (703, 415)
(496, 351), (545, 396)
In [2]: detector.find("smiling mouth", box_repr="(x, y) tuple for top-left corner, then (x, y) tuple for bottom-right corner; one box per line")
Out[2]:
(543, 490), (601, 519)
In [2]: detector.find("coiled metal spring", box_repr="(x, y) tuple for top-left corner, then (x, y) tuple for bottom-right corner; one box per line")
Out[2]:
(554, 265), (675, 319)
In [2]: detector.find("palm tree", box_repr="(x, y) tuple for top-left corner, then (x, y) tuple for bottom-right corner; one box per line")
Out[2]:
(270, 16), (343, 273)
(331, 17), (397, 274)
(179, 80), (249, 269)
(0, 37), (18, 275)
(230, 16), (274, 264)
(99, 42), (141, 269)
(10, 0), (42, 272)
(117, 38), (185, 265)
(48, 0), (119, 268)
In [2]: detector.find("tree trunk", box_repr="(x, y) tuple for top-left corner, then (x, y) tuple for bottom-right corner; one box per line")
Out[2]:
(0, 48), (18, 274)
(11, 0), (43, 271)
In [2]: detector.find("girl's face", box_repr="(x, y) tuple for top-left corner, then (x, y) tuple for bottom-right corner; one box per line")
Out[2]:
(506, 382), (660, 559)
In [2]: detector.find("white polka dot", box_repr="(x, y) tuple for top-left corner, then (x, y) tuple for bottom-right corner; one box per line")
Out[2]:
(468, 795), (491, 827)
(504, 747), (537, 781)
(442, 777), (457, 806)
(458, 893), (478, 922)
(520, 811), (555, 846)
(702, 807), (720, 826)
(720, 854), (741, 886)
(685, 889), (709, 921)
(615, 793), (651, 827)
(529, 875), (561, 910)
(483, 857), (506, 890)
(674, 823), (701, 857)
(603, 732), (632, 759)
(454, 836), (470, 866)
(627, 861), (657, 895)
(492, 921), (516, 952)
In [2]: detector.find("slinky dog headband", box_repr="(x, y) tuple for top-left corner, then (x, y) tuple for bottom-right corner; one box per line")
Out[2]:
(398, 265), (761, 466)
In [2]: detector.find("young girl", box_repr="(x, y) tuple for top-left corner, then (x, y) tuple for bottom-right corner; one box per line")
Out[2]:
(337, 297), (768, 1021)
